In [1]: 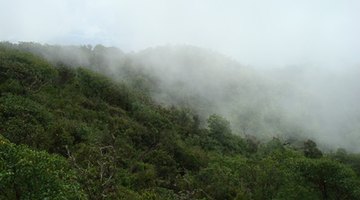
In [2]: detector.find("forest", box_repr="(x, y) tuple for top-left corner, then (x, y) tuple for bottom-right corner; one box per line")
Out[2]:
(1, 42), (360, 199)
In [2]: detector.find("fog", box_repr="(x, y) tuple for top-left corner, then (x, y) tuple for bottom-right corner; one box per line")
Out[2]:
(1, 0), (360, 68)
(131, 46), (360, 151)
(1, 1), (360, 151)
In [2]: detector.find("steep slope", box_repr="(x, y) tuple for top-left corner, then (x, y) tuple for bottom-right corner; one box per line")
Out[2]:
(7, 42), (360, 151)
(0, 44), (245, 199)
(1, 44), (360, 199)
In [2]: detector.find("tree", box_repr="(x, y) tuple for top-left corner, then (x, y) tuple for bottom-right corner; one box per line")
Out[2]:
(206, 114), (232, 149)
(303, 139), (323, 159)
(295, 158), (360, 200)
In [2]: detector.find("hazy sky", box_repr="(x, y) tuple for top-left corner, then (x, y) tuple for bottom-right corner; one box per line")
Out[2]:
(1, 0), (360, 68)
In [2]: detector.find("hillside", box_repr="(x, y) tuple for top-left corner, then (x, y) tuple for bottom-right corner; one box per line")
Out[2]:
(1, 44), (360, 199)
(5, 42), (360, 151)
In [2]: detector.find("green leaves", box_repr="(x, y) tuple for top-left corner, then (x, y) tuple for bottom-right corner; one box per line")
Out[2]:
(76, 68), (132, 110)
(0, 137), (86, 199)
(0, 94), (53, 150)
(293, 158), (360, 200)
(0, 47), (57, 91)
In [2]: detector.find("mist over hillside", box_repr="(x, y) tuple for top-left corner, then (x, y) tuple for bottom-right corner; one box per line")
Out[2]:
(2, 42), (360, 199)
(2, 1), (360, 198)
(4, 42), (360, 152)
(131, 45), (360, 152)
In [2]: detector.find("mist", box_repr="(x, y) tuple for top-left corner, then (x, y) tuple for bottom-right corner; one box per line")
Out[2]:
(131, 46), (360, 151)
(1, 1), (360, 151)
(1, 0), (360, 68)
(5, 42), (359, 152)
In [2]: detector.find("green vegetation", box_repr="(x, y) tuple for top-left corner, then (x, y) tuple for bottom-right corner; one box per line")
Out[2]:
(1, 43), (360, 199)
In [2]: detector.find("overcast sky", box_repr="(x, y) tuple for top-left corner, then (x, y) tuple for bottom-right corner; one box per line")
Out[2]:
(1, 0), (360, 68)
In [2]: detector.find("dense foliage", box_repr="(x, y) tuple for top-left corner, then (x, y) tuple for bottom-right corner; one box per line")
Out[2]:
(1, 44), (360, 199)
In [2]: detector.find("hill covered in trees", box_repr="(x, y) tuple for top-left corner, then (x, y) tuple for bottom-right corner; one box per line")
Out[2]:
(5, 42), (360, 151)
(1, 43), (360, 199)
